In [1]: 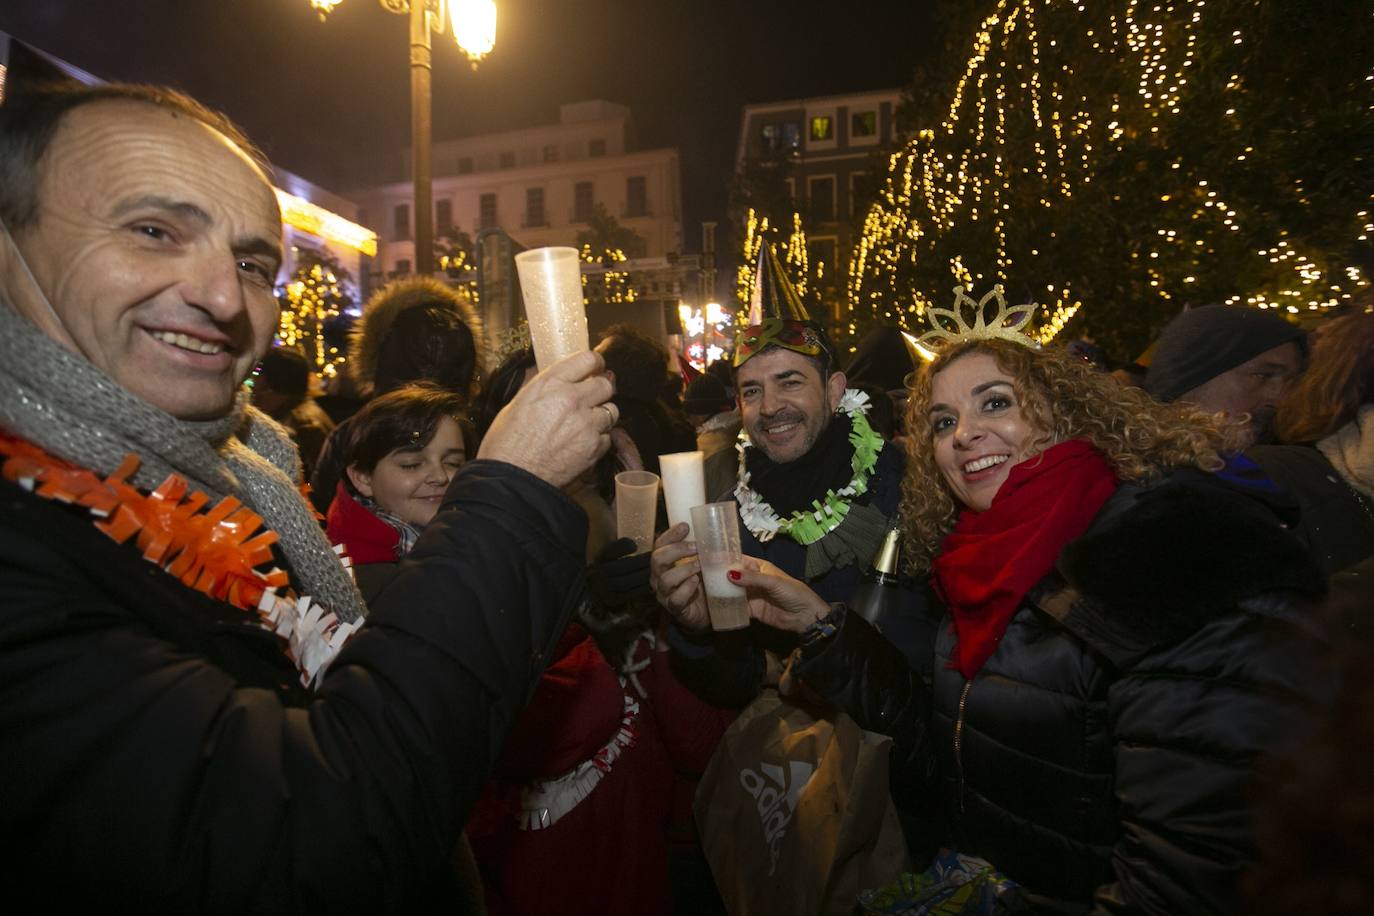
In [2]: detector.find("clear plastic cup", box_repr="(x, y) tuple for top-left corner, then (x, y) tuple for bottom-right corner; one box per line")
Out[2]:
(690, 502), (749, 631)
(615, 470), (660, 555)
(514, 246), (589, 371)
(658, 450), (705, 537)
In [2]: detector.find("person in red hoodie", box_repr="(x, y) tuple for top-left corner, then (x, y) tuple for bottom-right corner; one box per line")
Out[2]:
(464, 346), (732, 916)
(325, 383), (475, 598)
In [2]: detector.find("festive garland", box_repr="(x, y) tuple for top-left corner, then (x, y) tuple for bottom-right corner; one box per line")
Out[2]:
(0, 432), (360, 689)
(734, 389), (884, 545)
(517, 682), (642, 831)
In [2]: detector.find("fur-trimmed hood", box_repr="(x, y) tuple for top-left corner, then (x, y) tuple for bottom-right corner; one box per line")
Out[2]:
(1037, 468), (1326, 668)
(348, 276), (485, 397)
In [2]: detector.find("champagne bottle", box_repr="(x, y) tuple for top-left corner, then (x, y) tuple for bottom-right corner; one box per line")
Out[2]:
(850, 527), (902, 632)
(848, 526), (935, 673)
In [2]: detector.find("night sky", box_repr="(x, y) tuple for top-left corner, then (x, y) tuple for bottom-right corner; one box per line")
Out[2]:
(0, 0), (936, 252)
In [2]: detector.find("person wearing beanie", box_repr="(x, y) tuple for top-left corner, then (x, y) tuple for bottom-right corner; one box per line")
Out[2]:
(682, 373), (740, 459)
(1144, 304), (1305, 446)
(250, 345), (336, 482)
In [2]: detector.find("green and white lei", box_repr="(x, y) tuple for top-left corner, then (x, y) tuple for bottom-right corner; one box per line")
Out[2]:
(734, 389), (884, 545)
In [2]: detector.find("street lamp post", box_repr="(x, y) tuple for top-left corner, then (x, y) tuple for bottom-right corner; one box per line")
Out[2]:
(310, 0), (496, 276)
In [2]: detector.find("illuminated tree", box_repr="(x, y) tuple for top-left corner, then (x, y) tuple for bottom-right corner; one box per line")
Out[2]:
(852, 0), (1374, 362)
(276, 247), (356, 380)
(576, 204), (645, 306)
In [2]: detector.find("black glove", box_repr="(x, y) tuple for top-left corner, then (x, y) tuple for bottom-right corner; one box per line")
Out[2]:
(586, 536), (653, 610)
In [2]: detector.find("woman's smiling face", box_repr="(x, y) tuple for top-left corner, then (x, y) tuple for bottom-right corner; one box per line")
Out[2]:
(929, 351), (1043, 512)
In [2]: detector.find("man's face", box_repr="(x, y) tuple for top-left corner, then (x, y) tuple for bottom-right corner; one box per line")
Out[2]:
(5, 101), (283, 420)
(736, 347), (846, 464)
(1181, 341), (1302, 446)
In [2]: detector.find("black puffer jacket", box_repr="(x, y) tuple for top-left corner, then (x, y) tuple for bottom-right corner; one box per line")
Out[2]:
(795, 472), (1330, 914)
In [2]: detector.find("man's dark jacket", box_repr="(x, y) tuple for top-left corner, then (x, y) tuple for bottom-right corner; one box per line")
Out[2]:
(0, 459), (586, 914)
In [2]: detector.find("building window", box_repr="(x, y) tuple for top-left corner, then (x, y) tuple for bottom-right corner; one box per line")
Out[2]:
(435, 199), (453, 235)
(574, 181), (595, 222)
(393, 203), (410, 240)
(588, 138), (606, 158)
(479, 193), (498, 229)
(626, 176), (647, 218)
(851, 110), (877, 138)
(394, 258), (411, 275)
(543, 144), (560, 163)
(499, 151), (515, 169)
(458, 157), (474, 174)
(807, 239), (836, 273)
(760, 124), (781, 152)
(809, 116), (833, 142)
(784, 177), (797, 202)
(526, 187), (545, 227)
(782, 122), (802, 150)
(809, 175), (836, 222)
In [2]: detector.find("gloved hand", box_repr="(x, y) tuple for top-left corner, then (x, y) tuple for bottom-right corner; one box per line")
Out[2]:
(586, 536), (653, 610)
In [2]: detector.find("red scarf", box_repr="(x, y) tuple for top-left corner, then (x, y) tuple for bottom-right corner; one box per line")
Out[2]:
(931, 439), (1117, 679)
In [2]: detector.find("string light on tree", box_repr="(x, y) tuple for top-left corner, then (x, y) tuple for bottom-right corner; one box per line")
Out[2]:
(276, 249), (355, 379)
(850, 0), (1372, 361)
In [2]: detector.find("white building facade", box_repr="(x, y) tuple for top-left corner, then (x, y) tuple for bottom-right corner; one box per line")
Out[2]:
(350, 100), (683, 278)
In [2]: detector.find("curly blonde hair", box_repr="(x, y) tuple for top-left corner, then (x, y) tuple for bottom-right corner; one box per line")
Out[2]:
(899, 339), (1242, 574)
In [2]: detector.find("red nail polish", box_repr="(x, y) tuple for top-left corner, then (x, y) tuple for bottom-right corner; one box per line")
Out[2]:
(728, 569), (741, 582)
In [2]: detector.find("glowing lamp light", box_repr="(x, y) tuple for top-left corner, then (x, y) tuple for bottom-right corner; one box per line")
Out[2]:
(450, 0), (497, 61)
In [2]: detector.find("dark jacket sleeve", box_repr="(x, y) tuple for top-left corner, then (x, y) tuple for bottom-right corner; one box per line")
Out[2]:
(665, 620), (765, 708)
(1089, 602), (1329, 915)
(0, 459), (586, 914)
(1055, 474), (1331, 915)
(791, 606), (943, 852)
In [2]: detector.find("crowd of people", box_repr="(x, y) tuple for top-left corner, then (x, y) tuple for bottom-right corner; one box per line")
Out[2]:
(0, 81), (1369, 915)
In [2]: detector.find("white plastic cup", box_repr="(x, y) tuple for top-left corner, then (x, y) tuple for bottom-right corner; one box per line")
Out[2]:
(689, 502), (749, 631)
(514, 246), (589, 371)
(659, 450), (706, 537)
(615, 470), (660, 555)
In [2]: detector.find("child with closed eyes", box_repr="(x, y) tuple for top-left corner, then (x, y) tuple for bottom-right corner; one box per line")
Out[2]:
(324, 382), (476, 598)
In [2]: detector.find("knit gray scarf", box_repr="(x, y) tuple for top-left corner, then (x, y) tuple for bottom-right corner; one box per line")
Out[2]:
(0, 302), (367, 622)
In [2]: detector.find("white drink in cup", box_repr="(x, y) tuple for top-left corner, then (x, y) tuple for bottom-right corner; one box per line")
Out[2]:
(659, 450), (705, 537)
(615, 470), (660, 555)
(690, 502), (750, 631)
(699, 563), (749, 631)
(514, 246), (589, 371)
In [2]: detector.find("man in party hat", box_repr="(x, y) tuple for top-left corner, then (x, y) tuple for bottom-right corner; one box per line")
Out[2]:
(649, 244), (934, 706)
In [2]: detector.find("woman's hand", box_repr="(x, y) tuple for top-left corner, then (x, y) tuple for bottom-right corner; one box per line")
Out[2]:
(731, 560), (830, 633)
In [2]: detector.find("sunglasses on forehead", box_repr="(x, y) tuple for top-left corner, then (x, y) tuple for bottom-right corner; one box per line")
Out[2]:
(733, 318), (827, 367)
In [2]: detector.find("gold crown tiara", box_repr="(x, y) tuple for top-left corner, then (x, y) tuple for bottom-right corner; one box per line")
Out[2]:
(918, 285), (1039, 351)
(490, 321), (533, 367)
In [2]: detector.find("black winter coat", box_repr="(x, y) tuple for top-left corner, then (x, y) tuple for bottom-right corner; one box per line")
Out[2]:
(795, 472), (1330, 914)
(0, 459), (587, 915)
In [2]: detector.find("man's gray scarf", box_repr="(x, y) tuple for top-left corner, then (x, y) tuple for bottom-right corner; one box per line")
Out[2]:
(0, 303), (366, 622)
